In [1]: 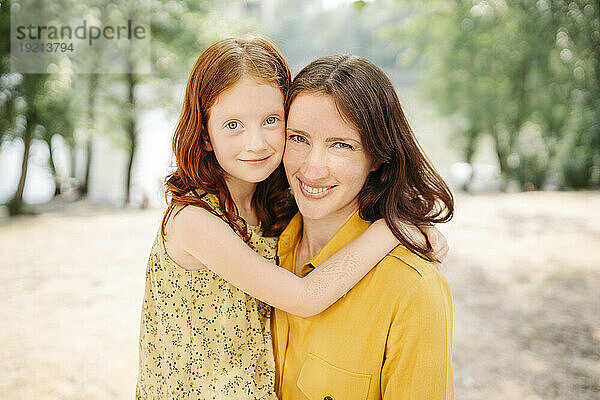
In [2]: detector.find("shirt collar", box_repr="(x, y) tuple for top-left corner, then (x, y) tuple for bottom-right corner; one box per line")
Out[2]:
(277, 210), (372, 276)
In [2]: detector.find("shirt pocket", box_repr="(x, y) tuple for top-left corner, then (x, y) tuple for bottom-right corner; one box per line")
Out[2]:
(296, 353), (372, 400)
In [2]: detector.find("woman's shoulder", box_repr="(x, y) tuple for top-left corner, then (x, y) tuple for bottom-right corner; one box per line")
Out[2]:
(387, 246), (437, 275)
(373, 245), (451, 299)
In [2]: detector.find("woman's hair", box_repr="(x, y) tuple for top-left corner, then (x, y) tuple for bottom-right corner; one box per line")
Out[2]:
(161, 36), (294, 241)
(286, 55), (454, 262)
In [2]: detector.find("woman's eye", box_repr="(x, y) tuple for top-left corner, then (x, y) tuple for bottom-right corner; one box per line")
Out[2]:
(333, 142), (353, 150)
(226, 121), (240, 130)
(264, 116), (278, 125)
(288, 134), (307, 143)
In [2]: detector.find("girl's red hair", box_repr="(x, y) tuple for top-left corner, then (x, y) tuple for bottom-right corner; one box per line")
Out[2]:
(161, 36), (294, 241)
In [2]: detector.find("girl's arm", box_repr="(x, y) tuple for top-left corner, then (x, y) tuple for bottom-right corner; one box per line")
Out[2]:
(169, 206), (398, 318)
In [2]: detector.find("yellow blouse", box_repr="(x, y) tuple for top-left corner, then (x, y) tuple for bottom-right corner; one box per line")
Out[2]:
(136, 193), (278, 400)
(272, 212), (454, 400)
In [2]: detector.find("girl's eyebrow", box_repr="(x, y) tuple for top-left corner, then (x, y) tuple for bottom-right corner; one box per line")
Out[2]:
(215, 109), (284, 121)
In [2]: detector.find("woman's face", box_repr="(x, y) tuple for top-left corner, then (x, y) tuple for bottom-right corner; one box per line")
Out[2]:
(206, 76), (285, 185)
(284, 92), (374, 222)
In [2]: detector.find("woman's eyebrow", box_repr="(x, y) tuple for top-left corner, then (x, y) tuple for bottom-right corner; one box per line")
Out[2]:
(325, 137), (361, 144)
(286, 127), (310, 137)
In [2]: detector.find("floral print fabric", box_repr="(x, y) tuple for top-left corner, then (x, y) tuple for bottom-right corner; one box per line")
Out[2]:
(136, 193), (278, 399)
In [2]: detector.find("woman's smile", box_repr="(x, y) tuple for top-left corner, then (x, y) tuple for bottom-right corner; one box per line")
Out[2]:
(297, 177), (338, 199)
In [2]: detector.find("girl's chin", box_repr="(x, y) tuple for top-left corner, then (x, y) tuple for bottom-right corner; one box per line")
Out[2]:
(227, 168), (278, 184)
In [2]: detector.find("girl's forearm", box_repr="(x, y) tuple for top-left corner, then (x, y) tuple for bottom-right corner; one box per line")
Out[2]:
(293, 220), (399, 317)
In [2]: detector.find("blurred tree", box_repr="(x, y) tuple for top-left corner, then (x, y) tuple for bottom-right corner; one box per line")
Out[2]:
(386, 0), (599, 190)
(74, 0), (221, 206)
(37, 73), (77, 197)
(80, 73), (97, 198)
(5, 74), (51, 215)
(0, 0), (12, 149)
(1, 0), (52, 214)
(1, 0), (232, 211)
(117, 0), (218, 205)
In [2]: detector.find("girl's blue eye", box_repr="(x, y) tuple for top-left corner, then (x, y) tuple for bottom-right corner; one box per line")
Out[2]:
(264, 116), (278, 125)
(226, 121), (240, 130)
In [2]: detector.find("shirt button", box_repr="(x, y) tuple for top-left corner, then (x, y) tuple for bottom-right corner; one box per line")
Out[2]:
(324, 397), (333, 400)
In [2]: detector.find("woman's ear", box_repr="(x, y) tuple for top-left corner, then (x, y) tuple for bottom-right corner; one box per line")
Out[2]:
(204, 138), (213, 151)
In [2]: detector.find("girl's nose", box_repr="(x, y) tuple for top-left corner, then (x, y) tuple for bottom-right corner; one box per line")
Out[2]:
(245, 127), (268, 152)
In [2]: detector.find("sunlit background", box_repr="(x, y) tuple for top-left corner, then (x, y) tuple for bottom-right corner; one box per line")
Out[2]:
(1, 1), (599, 399)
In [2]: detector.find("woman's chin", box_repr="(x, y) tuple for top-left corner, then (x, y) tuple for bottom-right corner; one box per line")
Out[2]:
(295, 202), (332, 221)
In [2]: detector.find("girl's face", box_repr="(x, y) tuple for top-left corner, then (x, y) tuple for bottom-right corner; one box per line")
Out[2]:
(284, 92), (375, 222)
(206, 76), (285, 185)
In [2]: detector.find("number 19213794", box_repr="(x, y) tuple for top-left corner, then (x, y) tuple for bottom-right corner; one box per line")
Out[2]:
(19, 42), (74, 53)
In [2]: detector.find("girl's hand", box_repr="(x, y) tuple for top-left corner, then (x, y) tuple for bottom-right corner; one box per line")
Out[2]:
(420, 225), (449, 263)
(401, 223), (449, 263)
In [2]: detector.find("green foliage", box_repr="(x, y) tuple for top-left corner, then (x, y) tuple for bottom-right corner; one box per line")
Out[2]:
(149, 0), (221, 112)
(354, 1), (367, 12)
(1, 0), (13, 145)
(388, 0), (600, 190)
(265, 0), (410, 80)
(1, 0), (216, 211)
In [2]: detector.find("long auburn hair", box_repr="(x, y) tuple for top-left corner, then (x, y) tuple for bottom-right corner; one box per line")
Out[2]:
(286, 55), (454, 262)
(161, 36), (294, 241)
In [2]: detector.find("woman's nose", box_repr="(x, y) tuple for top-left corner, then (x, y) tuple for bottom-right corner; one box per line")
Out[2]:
(301, 147), (329, 180)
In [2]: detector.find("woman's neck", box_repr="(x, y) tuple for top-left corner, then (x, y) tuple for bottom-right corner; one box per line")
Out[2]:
(225, 176), (258, 225)
(296, 206), (359, 267)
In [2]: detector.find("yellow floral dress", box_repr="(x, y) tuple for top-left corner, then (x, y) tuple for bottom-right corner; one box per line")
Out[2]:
(136, 193), (278, 399)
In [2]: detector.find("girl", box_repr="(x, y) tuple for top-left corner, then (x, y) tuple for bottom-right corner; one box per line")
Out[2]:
(136, 37), (446, 400)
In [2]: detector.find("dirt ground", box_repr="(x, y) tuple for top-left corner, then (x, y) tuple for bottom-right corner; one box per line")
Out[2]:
(1, 192), (598, 399)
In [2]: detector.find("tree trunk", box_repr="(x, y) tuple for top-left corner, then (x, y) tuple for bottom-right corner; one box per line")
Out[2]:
(492, 131), (510, 192)
(69, 139), (77, 179)
(45, 135), (61, 196)
(81, 73), (98, 197)
(461, 126), (478, 192)
(9, 123), (34, 215)
(593, 1), (600, 186)
(124, 72), (137, 205)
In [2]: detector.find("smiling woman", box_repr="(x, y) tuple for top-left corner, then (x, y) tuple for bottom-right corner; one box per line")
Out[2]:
(285, 92), (376, 222)
(272, 55), (454, 400)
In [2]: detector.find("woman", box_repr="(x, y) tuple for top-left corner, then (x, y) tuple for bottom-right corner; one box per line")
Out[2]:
(272, 55), (455, 400)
